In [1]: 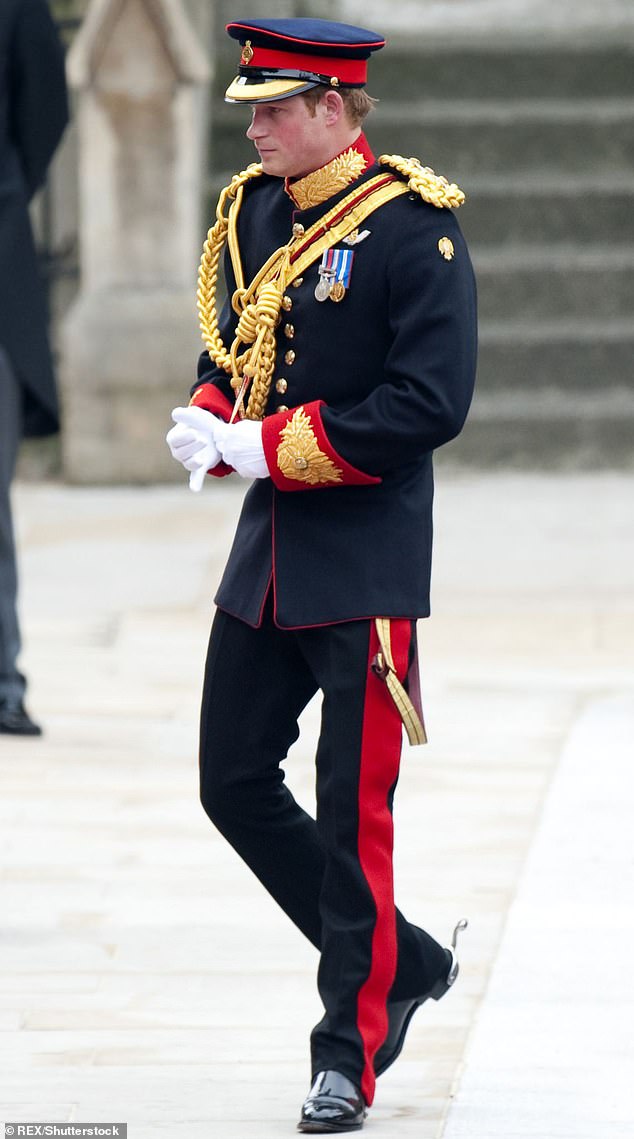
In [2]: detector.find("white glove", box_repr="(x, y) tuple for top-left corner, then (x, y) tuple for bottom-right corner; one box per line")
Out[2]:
(213, 418), (270, 480)
(166, 406), (222, 492)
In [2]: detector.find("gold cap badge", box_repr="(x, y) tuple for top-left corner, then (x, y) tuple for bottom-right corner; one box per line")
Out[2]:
(241, 40), (254, 65)
(438, 237), (455, 261)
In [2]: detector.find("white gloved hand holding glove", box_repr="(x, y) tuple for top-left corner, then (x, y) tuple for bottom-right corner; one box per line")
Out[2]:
(213, 418), (270, 481)
(166, 406), (223, 492)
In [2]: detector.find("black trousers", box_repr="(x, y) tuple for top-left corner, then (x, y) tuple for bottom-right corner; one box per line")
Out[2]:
(199, 599), (447, 1104)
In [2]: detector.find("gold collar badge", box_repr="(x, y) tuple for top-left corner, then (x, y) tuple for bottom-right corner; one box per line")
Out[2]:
(287, 148), (368, 211)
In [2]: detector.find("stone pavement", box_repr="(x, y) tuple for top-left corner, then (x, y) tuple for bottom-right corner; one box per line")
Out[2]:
(1, 472), (633, 1138)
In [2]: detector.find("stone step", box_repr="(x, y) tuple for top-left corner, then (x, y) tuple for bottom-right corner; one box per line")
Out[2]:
(366, 40), (634, 102)
(458, 177), (634, 247)
(375, 99), (634, 179)
(477, 320), (634, 392)
(440, 399), (634, 469)
(474, 248), (634, 322)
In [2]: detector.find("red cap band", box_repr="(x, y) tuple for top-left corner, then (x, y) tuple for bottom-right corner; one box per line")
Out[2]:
(244, 44), (368, 84)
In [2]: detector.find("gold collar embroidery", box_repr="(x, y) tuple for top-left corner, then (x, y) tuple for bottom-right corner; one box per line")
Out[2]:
(286, 147), (369, 211)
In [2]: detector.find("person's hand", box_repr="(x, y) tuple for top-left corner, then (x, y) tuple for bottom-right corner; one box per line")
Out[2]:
(213, 419), (269, 480)
(166, 406), (222, 492)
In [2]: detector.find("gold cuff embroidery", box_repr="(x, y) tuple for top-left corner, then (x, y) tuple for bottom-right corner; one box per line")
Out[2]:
(276, 408), (343, 486)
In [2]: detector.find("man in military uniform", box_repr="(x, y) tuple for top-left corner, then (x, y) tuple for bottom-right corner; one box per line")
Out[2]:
(167, 17), (477, 1132)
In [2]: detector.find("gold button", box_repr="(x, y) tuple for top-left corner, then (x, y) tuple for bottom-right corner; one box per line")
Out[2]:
(278, 404), (289, 413)
(292, 223), (305, 238)
(291, 277), (304, 288)
(284, 324), (295, 339)
(294, 456), (309, 470)
(282, 296), (293, 312)
(284, 350), (296, 366)
(275, 378), (288, 394)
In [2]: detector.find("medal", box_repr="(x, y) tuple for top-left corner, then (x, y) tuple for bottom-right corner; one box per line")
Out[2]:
(315, 248), (355, 305)
(315, 274), (332, 302)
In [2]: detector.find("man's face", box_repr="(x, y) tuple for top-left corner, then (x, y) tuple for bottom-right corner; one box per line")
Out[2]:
(245, 94), (330, 179)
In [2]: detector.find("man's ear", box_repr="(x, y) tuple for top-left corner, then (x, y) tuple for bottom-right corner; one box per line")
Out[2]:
(321, 89), (345, 126)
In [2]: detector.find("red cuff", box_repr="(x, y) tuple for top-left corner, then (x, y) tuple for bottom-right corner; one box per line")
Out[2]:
(189, 384), (234, 478)
(262, 400), (381, 492)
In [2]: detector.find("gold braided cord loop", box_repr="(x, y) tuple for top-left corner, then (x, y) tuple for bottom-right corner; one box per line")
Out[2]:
(197, 162), (300, 420)
(196, 162), (264, 380)
(231, 277), (289, 421)
(378, 154), (465, 209)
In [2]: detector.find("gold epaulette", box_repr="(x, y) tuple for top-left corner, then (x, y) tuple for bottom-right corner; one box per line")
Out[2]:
(378, 154), (465, 209)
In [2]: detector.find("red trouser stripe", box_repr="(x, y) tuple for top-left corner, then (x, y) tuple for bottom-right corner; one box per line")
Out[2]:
(356, 619), (411, 1105)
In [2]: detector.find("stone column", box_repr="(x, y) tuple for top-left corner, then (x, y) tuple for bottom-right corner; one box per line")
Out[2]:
(62, 0), (210, 482)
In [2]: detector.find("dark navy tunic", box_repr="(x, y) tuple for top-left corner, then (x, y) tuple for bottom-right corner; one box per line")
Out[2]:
(192, 156), (477, 628)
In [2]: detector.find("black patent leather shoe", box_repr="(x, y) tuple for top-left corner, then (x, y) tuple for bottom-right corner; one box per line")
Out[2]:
(0, 698), (42, 736)
(375, 918), (468, 1077)
(298, 1070), (367, 1133)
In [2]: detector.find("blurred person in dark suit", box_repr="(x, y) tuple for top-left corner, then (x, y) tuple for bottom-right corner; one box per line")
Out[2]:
(0, 0), (68, 735)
